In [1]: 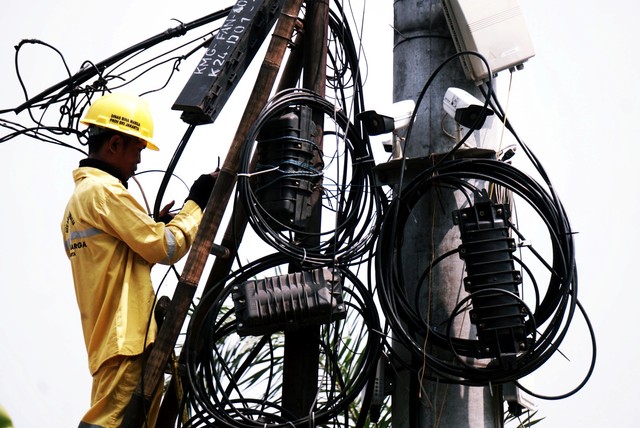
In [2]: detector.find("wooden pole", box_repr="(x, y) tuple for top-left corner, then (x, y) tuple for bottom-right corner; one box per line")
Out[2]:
(156, 12), (307, 428)
(121, 1), (305, 426)
(281, 0), (330, 419)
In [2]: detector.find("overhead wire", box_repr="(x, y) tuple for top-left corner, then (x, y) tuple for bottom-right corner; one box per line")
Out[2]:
(0, 0), (595, 421)
(374, 61), (595, 396)
(1, 8), (231, 154)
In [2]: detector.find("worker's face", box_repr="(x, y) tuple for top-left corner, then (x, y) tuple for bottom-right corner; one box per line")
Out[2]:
(111, 134), (147, 180)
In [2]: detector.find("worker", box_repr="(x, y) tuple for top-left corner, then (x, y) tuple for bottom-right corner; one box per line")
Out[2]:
(61, 92), (217, 428)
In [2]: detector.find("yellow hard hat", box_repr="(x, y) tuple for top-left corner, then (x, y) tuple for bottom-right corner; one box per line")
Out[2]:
(81, 92), (159, 150)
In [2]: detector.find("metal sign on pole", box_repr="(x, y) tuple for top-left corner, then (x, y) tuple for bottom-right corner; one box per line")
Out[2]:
(172, 0), (286, 125)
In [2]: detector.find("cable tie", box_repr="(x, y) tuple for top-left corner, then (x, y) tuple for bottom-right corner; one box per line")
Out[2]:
(353, 155), (375, 165)
(237, 166), (280, 177)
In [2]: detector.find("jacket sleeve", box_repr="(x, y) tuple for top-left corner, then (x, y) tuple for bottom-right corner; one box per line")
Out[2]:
(93, 184), (203, 265)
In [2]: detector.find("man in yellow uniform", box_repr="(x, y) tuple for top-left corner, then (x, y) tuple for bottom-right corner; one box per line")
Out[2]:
(61, 92), (216, 428)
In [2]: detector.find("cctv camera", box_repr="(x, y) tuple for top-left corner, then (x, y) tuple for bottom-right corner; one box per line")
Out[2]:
(358, 100), (416, 136)
(442, 87), (493, 130)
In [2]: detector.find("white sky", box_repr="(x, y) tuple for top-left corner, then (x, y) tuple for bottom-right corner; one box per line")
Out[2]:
(0, 1), (637, 427)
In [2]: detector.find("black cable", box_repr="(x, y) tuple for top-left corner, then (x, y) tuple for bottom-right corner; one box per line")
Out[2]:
(11, 7), (232, 114)
(152, 125), (195, 219)
(236, 88), (385, 268)
(398, 50), (494, 190)
(375, 157), (585, 387)
(11, 39), (73, 124)
(1, 8), (232, 157)
(181, 253), (383, 427)
(515, 298), (597, 401)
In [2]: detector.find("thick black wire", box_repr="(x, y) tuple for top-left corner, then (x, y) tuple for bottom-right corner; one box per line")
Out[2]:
(11, 39), (73, 124)
(231, 2), (386, 270)
(398, 50), (495, 184)
(236, 88), (385, 268)
(152, 125), (195, 218)
(181, 253), (382, 428)
(516, 298), (597, 401)
(184, 261), (369, 427)
(1, 9), (230, 156)
(367, 46), (593, 392)
(9, 8), (232, 114)
(375, 158), (584, 387)
(475, 87), (581, 327)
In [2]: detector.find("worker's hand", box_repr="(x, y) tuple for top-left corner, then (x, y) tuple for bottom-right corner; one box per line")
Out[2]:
(186, 172), (218, 210)
(155, 200), (176, 223)
(159, 200), (176, 218)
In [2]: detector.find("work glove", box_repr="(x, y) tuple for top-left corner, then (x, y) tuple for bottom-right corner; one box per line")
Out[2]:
(186, 170), (218, 210)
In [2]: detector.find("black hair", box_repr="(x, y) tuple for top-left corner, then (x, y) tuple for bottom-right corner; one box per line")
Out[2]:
(86, 126), (120, 154)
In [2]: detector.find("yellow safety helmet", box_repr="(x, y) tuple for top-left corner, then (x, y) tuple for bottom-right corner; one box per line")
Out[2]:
(81, 92), (159, 151)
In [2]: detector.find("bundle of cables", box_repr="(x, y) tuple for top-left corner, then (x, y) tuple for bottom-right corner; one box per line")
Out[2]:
(375, 155), (595, 392)
(179, 253), (383, 427)
(236, 88), (386, 268)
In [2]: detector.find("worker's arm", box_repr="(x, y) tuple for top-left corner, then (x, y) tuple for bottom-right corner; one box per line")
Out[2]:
(95, 173), (216, 265)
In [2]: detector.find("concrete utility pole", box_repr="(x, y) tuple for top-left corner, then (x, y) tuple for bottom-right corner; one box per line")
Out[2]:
(391, 1), (501, 427)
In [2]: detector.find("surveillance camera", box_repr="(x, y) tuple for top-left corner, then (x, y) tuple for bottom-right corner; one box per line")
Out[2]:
(358, 100), (416, 136)
(442, 87), (493, 130)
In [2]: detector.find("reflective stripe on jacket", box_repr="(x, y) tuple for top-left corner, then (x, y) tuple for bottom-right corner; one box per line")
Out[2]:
(61, 166), (202, 375)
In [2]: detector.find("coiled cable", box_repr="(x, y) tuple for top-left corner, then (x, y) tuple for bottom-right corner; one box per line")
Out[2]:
(375, 157), (590, 387)
(181, 253), (383, 427)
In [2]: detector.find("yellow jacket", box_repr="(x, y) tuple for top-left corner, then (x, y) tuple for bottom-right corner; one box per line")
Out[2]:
(61, 166), (202, 375)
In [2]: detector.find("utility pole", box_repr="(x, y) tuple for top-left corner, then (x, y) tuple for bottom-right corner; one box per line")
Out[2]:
(282, 0), (330, 418)
(391, 1), (501, 426)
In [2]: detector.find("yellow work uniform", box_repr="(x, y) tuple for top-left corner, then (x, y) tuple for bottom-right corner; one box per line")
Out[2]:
(80, 353), (162, 428)
(61, 165), (202, 427)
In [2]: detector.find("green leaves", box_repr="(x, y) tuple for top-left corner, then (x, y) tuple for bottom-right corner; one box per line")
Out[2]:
(504, 410), (545, 427)
(0, 405), (13, 428)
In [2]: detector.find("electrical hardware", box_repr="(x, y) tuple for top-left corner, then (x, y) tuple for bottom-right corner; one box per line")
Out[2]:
(453, 196), (528, 359)
(232, 267), (346, 336)
(255, 105), (321, 231)
(441, 0), (535, 83)
(172, 0), (285, 124)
